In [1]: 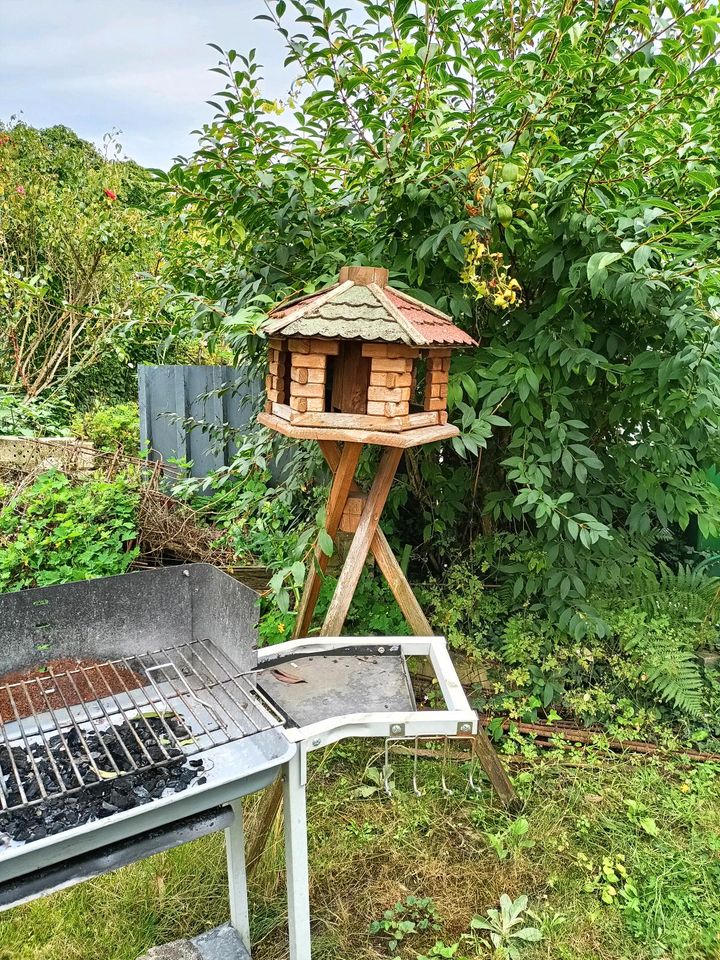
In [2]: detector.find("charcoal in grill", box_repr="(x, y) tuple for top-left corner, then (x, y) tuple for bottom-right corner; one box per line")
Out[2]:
(0, 714), (207, 845)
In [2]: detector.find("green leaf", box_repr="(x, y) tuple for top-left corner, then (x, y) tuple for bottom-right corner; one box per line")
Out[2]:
(318, 529), (334, 557)
(291, 560), (306, 586)
(587, 251), (622, 280)
(640, 817), (659, 837)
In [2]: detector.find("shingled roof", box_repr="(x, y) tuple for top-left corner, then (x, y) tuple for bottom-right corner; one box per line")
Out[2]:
(263, 266), (477, 348)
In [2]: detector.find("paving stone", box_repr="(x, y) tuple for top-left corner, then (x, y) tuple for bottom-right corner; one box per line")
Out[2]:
(136, 941), (201, 960)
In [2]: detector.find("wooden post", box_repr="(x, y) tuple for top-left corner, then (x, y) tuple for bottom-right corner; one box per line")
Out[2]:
(246, 777), (284, 878)
(369, 531), (432, 635)
(293, 442), (362, 640)
(473, 725), (521, 812)
(320, 446), (403, 636)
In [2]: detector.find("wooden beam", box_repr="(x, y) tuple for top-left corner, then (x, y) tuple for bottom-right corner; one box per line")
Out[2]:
(293, 411), (439, 432)
(245, 777), (283, 877)
(293, 442), (362, 640)
(317, 440), (431, 635)
(320, 446), (403, 636)
(370, 529), (433, 635)
(473, 725), (521, 812)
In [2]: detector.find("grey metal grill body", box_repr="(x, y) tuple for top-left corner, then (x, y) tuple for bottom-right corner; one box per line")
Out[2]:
(0, 565), (477, 960)
(0, 563), (257, 673)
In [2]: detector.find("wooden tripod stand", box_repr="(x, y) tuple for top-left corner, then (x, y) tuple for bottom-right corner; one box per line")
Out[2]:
(294, 440), (431, 640)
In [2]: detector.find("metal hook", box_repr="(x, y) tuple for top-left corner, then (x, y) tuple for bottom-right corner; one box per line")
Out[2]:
(440, 736), (453, 795)
(466, 736), (483, 794)
(383, 739), (394, 797)
(412, 737), (422, 797)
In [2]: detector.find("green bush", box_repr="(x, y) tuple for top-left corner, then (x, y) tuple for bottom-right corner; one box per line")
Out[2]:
(158, 0), (720, 640)
(0, 122), (168, 404)
(424, 554), (720, 732)
(0, 470), (139, 591)
(71, 402), (140, 455)
(0, 391), (72, 437)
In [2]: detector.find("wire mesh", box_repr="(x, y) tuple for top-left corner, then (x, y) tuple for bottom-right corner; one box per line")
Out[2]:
(0, 639), (284, 814)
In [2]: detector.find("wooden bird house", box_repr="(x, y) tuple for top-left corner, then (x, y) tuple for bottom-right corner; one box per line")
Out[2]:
(258, 265), (477, 448)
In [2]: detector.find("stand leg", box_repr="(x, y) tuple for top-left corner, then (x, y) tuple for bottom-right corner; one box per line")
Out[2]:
(317, 441), (432, 636)
(226, 799), (251, 953)
(371, 529), (433, 635)
(294, 442), (362, 639)
(321, 447), (403, 636)
(474, 726), (521, 811)
(284, 752), (312, 960)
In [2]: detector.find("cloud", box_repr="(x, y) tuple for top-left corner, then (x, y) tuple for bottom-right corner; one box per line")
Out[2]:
(0, 0), (294, 167)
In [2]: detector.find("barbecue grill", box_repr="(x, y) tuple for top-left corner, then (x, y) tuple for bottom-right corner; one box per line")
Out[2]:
(0, 564), (476, 960)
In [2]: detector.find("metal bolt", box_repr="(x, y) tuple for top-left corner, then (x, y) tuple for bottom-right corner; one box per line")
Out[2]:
(312, 738), (321, 747)
(377, 646), (385, 653)
(390, 724), (402, 735)
(459, 722), (473, 734)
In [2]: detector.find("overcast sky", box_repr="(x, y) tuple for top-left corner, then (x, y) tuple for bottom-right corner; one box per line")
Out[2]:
(0, 0), (293, 168)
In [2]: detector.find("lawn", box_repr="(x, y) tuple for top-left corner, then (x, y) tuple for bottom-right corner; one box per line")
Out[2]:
(2, 742), (719, 960)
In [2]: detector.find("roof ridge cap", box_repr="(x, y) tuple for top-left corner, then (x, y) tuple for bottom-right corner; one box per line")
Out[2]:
(371, 283), (429, 346)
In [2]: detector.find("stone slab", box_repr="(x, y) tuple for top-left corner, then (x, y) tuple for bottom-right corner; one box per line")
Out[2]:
(137, 941), (200, 960)
(0, 436), (97, 473)
(138, 924), (249, 960)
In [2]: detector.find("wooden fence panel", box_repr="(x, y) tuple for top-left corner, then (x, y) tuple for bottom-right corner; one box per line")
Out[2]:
(138, 364), (260, 478)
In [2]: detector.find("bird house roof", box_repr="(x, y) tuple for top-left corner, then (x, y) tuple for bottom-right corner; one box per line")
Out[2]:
(264, 266), (477, 348)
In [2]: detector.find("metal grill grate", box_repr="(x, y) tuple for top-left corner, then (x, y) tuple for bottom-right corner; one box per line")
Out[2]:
(0, 639), (284, 813)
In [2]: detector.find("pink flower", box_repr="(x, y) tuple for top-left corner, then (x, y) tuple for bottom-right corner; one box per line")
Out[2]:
(103, 188), (117, 201)
(15, 185), (25, 195)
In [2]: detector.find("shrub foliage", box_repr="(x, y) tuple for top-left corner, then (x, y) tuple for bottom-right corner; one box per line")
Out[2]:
(0, 123), (164, 403)
(159, 0), (720, 638)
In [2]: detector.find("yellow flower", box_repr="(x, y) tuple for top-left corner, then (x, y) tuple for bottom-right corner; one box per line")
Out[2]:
(680, 783), (690, 793)
(277, 622), (286, 633)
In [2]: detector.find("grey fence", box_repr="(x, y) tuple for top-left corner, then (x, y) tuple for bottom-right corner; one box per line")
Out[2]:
(138, 364), (261, 478)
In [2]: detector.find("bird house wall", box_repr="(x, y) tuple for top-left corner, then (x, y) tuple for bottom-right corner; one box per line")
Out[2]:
(289, 348), (328, 413)
(363, 343), (418, 418)
(424, 350), (451, 424)
(265, 338), (288, 408)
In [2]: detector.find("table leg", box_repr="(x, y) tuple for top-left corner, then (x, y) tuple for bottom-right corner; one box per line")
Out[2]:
(226, 799), (251, 953)
(283, 752), (312, 960)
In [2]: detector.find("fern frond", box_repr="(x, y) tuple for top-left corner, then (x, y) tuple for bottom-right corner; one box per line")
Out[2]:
(627, 561), (720, 624)
(621, 619), (704, 717)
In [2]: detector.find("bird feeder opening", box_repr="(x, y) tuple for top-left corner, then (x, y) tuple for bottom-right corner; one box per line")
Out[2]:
(327, 341), (371, 415)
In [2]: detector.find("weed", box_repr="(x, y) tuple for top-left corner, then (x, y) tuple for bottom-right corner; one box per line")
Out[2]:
(350, 764), (394, 800)
(483, 817), (535, 862)
(417, 942), (465, 959)
(470, 894), (542, 958)
(369, 896), (441, 954)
